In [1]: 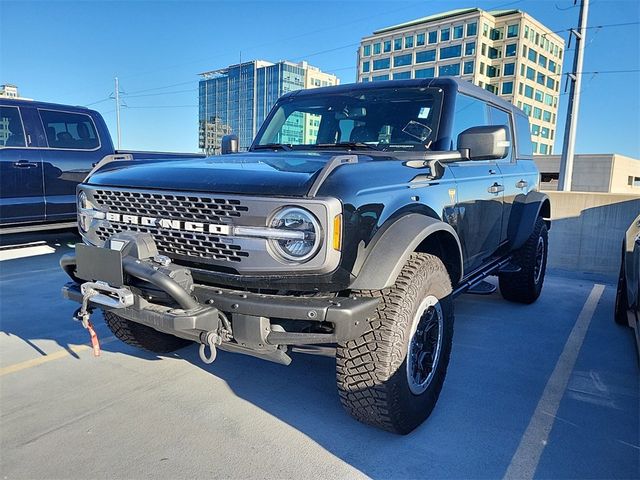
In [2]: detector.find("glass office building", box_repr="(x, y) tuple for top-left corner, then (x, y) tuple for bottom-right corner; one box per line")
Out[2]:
(357, 8), (565, 154)
(199, 60), (338, 153)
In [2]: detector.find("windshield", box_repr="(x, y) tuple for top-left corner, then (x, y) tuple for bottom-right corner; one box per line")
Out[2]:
(253, 86), (443, 152)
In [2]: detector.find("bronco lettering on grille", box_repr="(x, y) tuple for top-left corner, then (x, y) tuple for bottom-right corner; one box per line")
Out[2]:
(106, 212), (231, 235)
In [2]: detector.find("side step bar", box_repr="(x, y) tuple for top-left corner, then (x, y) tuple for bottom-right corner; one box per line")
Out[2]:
(452, 256), (513, 298)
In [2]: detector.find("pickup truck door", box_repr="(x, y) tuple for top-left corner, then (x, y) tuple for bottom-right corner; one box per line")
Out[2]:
(39, 108), (105, 221)
(0, 105), (45, 224)
(448, 161), (504, 272)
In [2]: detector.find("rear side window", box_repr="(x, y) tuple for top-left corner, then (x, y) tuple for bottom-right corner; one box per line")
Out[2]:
(40, 110), (99, 150)
(514, 113), (534, 158)
(0, 106), (26, 147)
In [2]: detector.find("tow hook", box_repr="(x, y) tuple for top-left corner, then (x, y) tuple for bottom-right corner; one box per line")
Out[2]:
(199, 331), (221, 364)
(73, 285), (101, 356)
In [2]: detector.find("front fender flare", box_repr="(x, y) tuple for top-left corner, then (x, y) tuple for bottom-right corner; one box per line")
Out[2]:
(349, 214), (463, 290)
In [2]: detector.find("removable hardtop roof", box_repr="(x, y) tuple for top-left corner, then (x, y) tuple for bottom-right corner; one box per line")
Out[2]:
(282, 77), (526, 119)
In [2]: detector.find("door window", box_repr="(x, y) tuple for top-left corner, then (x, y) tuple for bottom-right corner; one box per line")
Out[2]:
(0, 106), (26, 147)
(451, 94), (488, 150)
(39, 110), (99, 150)
(488, 105), (513, 161)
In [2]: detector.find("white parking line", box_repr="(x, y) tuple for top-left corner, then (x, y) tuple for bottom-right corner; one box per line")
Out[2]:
(503, 283), (605, 480)
(0, 336), (117, 377)
(0, 244), (56, 261)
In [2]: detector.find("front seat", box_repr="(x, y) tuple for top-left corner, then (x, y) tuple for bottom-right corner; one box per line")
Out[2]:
(57, 131), (73, 148)
(350, 126), (377, 144)
(76, 123), (93, 148)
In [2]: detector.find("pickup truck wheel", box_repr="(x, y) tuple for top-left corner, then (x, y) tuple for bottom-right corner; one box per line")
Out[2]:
(499, 216), (548, 304)
(336, 253), (454, 434)
(614, 256), (629, 326)
(103, 311), (192, 353)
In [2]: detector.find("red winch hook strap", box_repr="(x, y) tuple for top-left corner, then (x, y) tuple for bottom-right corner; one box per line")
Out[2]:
(86, 321), (101, 357)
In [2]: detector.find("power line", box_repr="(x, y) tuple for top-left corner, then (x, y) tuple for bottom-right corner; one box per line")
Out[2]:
(84, 97), (111, 107)
(548, 68), (640, 78)
(125, 88), (197, 98)
(124, 105), (198, 109)
(543, 20), (640, 37)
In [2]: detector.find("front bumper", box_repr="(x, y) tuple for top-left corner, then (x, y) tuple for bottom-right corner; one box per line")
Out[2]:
(61, 238), (377, 364)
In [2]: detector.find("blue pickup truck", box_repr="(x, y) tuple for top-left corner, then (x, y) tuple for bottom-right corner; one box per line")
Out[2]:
(0, 99), (203, 233)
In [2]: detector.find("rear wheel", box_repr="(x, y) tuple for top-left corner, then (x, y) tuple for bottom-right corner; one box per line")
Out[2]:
(499, 216), (548, 304)
(336, 253), (454, 434)
(104, 311), (192, 353)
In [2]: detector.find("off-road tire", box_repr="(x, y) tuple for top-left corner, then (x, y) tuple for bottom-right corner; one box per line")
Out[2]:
(614, 253), (629, 326)
(336, 253), (454, 434)
(103, 311), (192, 353)
(499, 216), (548, 304)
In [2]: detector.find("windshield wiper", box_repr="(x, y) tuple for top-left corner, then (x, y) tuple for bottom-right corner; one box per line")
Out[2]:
(251, 143), (293, 151)
(310, 142), (381, 151)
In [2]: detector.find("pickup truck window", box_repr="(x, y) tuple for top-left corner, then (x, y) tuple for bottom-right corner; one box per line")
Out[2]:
(0, 106), (26, 148)
(254, 87), (443, 152)
(39, 109), (99, 150)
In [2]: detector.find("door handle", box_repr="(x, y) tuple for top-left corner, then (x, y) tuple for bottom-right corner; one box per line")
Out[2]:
(12, 160), (38, 169)
(516, 179), (529, 189)
(488, 183), (504, 194)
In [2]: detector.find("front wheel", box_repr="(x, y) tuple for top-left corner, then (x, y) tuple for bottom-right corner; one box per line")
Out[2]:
(104, 311), (192, 353)
(499, 216), (548, 304)
(336, 253), (454, 434)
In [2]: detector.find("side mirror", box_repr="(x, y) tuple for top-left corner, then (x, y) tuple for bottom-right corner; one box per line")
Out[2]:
(221, 134), (239, 155)
(457, 125), (509, 161)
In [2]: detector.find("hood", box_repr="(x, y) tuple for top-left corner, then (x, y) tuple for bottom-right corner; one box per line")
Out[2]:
(87, 152), (349, 197)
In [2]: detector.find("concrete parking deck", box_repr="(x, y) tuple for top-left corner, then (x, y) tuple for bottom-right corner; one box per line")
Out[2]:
(1, 231), (638, 479)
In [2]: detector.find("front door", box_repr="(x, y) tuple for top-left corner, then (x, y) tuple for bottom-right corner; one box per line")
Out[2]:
(448, 161), (504, 272)
(0, 105), (45, 224)
(447, 94), (505, 273)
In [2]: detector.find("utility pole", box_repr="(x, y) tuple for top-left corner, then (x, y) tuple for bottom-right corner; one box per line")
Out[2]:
(114, 76), (122, 149)
(558, 0), (589, 191)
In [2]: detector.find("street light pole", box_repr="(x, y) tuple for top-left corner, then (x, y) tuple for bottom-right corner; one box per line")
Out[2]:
(558, 0), (589, 191)
(115, 76), (121, 149)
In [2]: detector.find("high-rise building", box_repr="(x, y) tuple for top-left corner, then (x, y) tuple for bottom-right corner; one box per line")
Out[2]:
(357, 8), (565, 155)
(0, 84), (31, 100)
(199, 60), (339, 153)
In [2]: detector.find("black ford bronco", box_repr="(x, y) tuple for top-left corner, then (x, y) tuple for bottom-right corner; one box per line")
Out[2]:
(61, 78), (550, 434)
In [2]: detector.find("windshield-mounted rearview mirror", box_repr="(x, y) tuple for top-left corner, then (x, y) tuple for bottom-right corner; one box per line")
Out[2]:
(457, 125), (509, 161)
(221, 134), (239, 155)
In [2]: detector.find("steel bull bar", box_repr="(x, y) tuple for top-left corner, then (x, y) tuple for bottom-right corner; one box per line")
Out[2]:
(61, 233), (377, 365)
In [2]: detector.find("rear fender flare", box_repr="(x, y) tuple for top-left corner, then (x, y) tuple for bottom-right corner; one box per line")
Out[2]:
(507, 191), (551, 251)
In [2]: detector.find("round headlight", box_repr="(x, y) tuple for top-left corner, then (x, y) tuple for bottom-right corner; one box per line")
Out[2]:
(269, 207), (321, 262)
(78, 190), (88, 210)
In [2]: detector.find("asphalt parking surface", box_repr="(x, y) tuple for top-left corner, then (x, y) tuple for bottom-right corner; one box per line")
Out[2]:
(1, 231), (638, 479)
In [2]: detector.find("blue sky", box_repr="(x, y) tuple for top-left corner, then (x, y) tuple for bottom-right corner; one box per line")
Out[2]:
(1, 0), (638, 157)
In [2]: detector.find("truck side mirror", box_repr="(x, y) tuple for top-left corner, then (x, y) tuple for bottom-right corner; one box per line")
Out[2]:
(221, 134), (239, 155)
(457, 125), (509, 161)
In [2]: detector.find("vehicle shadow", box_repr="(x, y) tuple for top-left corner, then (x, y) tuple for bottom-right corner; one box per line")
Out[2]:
(0, 230), (169, 363)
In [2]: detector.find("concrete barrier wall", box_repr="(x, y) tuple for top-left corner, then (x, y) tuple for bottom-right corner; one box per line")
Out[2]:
(544, 191), (640, 278)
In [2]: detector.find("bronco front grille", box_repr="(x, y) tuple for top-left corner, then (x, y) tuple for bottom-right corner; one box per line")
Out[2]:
(92, 189), (249, 223)
(92, 188), (250, 264)
(95, 225), (249, 262)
